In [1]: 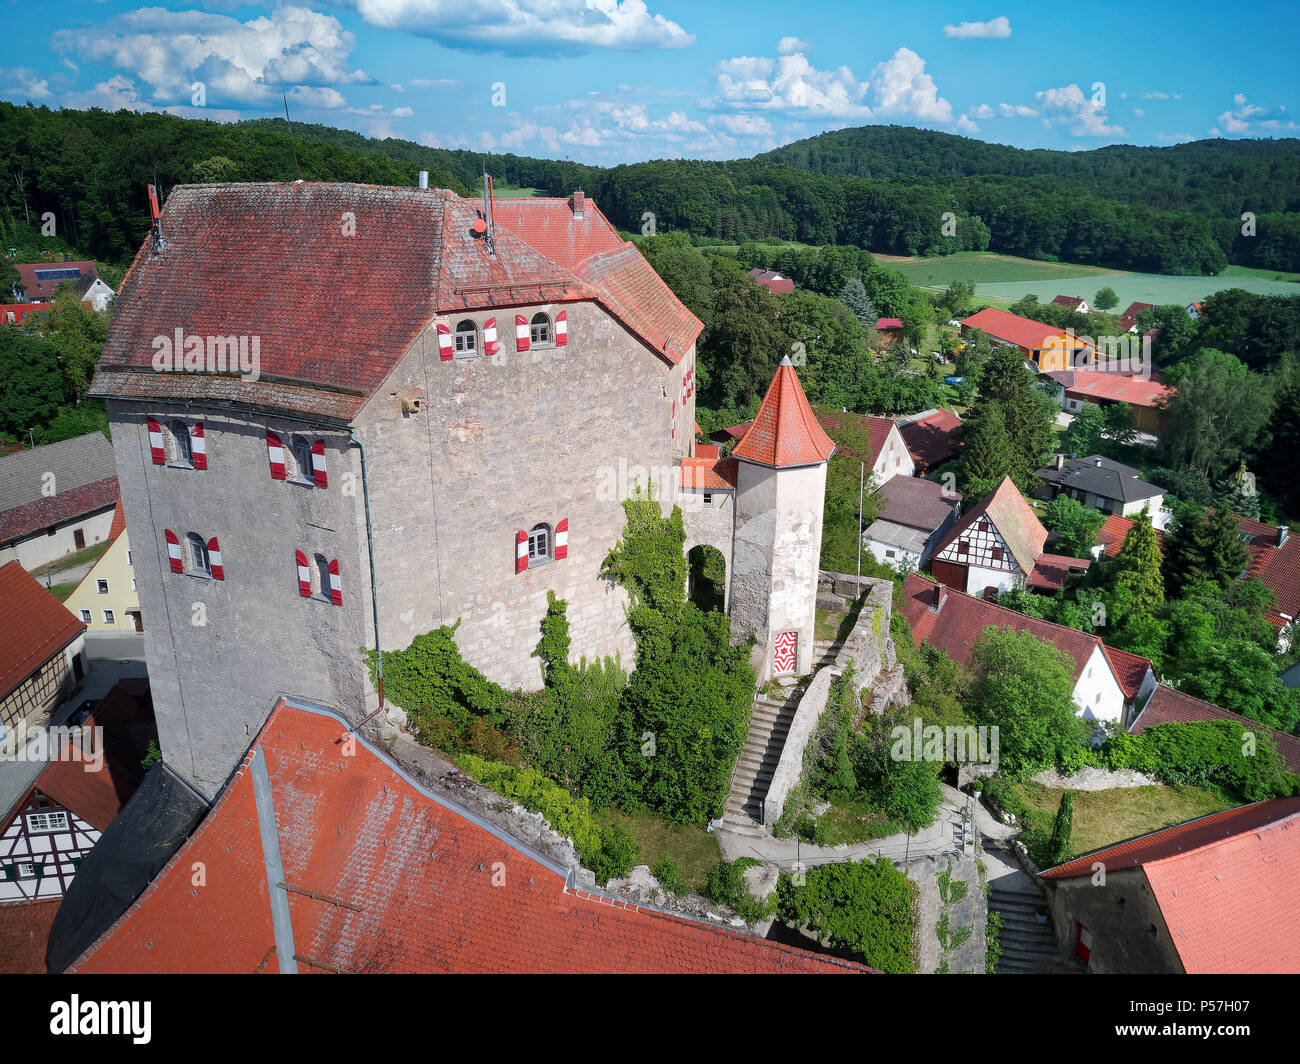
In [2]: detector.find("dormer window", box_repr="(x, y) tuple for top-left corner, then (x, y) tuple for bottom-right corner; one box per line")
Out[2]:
(530, 313), (552, 346)
(454, 320), (478, 357)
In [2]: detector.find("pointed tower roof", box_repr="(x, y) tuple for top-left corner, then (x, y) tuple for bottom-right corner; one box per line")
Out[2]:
(732, 356), (836, 468)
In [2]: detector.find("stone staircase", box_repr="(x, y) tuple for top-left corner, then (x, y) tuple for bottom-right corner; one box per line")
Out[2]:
(812, 639), (844, 669)
(722, 691), (801, 833)
(988, 875), (1062, 974)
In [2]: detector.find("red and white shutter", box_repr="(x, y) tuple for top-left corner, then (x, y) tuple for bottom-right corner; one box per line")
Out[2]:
(437, 322), (453, 361)
(190, 422), (207, 469)
(147, 419), (165, 464)
(164, 529), (182, 573)
(555, 518), (568, 560)
(266, 430), (286, 480)
(295, 550), (311, 597)
(207, 536), (224, 580)
(328, 559), (342, 605)
(555, 310), (568, 347)
(516, 529), (528, 573)
(483, 317), (499, 355)
(311, 440), (327, 488)
(515, 314), (530, 352)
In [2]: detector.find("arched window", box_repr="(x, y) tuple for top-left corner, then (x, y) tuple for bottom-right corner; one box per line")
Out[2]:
(454, 320), (478, 357)
(314, 553), (330, 600)
(169, 420), (193, 466)
(290, 435), (314, 484)
(528, 523), (551, 568)
(530, 312), (552, 346)
(187, 533), (211, 577)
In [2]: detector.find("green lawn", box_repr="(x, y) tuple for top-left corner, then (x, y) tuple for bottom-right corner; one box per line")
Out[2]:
(47, 582), (79, 602)
(491, 186), (542, 198)
(595, 808), (722, 891)
(817, 793), (901, 846)
(36, 540), (111, 580)
(1220, 264), (1300, 284)
(1013, 782), (1231, 861)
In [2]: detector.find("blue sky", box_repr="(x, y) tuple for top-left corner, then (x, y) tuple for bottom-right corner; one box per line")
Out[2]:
(3, 1), (1298, 164)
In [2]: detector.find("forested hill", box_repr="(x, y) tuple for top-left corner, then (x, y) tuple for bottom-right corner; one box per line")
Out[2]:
(755, 125), (1300, 215)
(3, 103), (1299, 274)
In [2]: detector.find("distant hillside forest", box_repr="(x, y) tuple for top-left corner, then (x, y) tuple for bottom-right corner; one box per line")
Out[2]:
(2, 103), (1299, 274)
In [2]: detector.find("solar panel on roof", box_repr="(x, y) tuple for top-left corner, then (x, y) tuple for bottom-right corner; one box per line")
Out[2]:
(34, 267), (83, 281)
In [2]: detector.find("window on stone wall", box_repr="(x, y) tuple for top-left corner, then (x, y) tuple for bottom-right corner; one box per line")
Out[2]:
(169, 419), (194, 468)
(454, 320), (478, 357)
(187, 533), (211, 578)
(702, 492), (713, 507)
(528, 523), (552, 568)
(530, 312), (552, 346)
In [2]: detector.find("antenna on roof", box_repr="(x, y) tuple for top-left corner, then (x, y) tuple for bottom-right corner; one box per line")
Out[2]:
(147, 183), (165, 258)
(481, 171), (496, 258)
(283, 94), (302, 182)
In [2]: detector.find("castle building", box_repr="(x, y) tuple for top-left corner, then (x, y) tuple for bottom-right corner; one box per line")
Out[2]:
(90, 181), (828, 798)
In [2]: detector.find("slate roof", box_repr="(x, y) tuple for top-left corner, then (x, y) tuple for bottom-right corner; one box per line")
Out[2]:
(733, 358), (835, 468)
(0, 562), (85, 700)
(899, 572), (1102, 683)
(90, 184), (701, 418)
(69, 701), (868, 974)
(13, 261), (98, 302)
(874, 474), (959, 532)
(897, 408), (962, 470)
(932, 477), (1047, 577)
(0, 432), (118, 543)
(1036, 455), (1165, 504)
(1129, 685), (1300, 773)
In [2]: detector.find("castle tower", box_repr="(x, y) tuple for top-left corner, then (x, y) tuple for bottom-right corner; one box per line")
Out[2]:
(728, 356), (835, 683)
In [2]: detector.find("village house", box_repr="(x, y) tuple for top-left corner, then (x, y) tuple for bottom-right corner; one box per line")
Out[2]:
(88, 180), (828, 799)
(1034, 455), (1168, 526)
(1118, 301), (1154, 333)
(1051, 295), (1091, 314)
(10, 261), (113, 309)
(745, 268), (794, 295)
(813, 408), (915, 481)
(929, 477), (1091, 600)
(0, 562), (87, 735)
(1039, 368), (1173, 435)
(960, 306), (1093, 372)
(874, 317), (904, 347)
(62, 496), (142, 633)
(0, 432), (119, 572)
(0, 303), (49, 326)
(896, 408), (962, 476)
(1040, 799), (1300, 974)
(862, 475), (961, 569)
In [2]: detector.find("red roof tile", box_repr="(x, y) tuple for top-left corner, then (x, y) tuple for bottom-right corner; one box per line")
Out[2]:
(932, 477), (1047, 577)
(1027, 552), (1092, 590)
(14, 261), (99, 302)
(0, 476), (118, 545)
(1051, 368), (1174, 409)
(1052, 295), (1085, 309)
(961, 307), (1064, 351)
(70, 702), (867, 974)
(681, 455), (739, 490)
(898, 409), (962, 470)
(107, 494), (126, 540)
(1042, 797), (1300, 880)
(1129, 685), (1300, 773)
(733, 360), (835, 468)
(1101, 644), (1154, 700)
(0, 562), (85, 700)
(0, 900), (61, 974)
(1143, 809), (1300, 973)
(812, 408), (895, 469)
(899, 572), (1100, 683)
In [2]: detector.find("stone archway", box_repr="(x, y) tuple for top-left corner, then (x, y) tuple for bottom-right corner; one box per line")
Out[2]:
(687, 544), (727, 614)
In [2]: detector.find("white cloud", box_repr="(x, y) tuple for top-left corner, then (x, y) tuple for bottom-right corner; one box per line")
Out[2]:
(1142, 91), (1182, 101)
(392, 105), (414, 117)
(956, 114), (978, 134)
(1036, 83), (1124, 137)
(710, 113), (775, 136)
(1213, 93), (1298, 135)
(974, 101), (1037, 118)
(52, 6), (371, 107)
(943, 16), (1011, 39)
(1133, 108), (1144, 118)
(287, 85), (346, 109)
(777, 36), (810, 55)
(871, 47), (952, 122)
(971, 103), (994, 119)
(709, 49), (871, 118)
(62, 75), (164, 112)
(0, 67), (52, 100)
(339, 0), (692, 53)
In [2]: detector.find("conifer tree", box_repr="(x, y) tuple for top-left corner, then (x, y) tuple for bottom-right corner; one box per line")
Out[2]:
(1048, 791), (1074, 865)
(960, 404), (1015, 505)
(1111, 508), (1165, 612)
(839, 276), (877, 329)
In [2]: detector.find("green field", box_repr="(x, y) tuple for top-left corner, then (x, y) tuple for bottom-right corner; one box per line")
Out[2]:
(878, 251), (1119, 286)
(491, 186), (542, 198)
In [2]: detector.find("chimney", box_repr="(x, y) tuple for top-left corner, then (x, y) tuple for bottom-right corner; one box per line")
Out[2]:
(418, 170), (429, 189)
(1094, 457), (1103, 467)
(572, 188), (585, 218)
(929, 582), (949, 614)
(1054, 453), (1066, 470)
(1279, 525), (1290, 548)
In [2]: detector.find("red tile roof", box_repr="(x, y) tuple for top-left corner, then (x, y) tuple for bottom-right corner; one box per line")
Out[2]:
(681, 454), (739, 490)
(0, 562), (85, 700)
(961, 307), (1063, 351)
(1049, 368), (1174, 409)
(897, 409), (962, 470)
(1052, 295), (1085, 309)
(0, 900), (61, 974)
(1042, 798), (1300, 880)
(107, 495), (126, 541)
(69, 702), (867, 974)
(14, 261), (98, 302)
(1129, 685), (1300, 773)
(1143, 807), (1300, 973)
(733, 359), (835, 468)
(1027, 552), (1092, 590)
(1095, 513), (1168, 559)
(0, 475), (118, 545)
(932, 477), (1048, 577)
(1101, 644), (1154, 700)
(747, 269), (794, 294)
(92, 184), (701, 418)
(875, 317), (903, 330)
(7, 750), (135, 836)
(812, 408), (896, 469)
(899, 572), (1101, 683)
